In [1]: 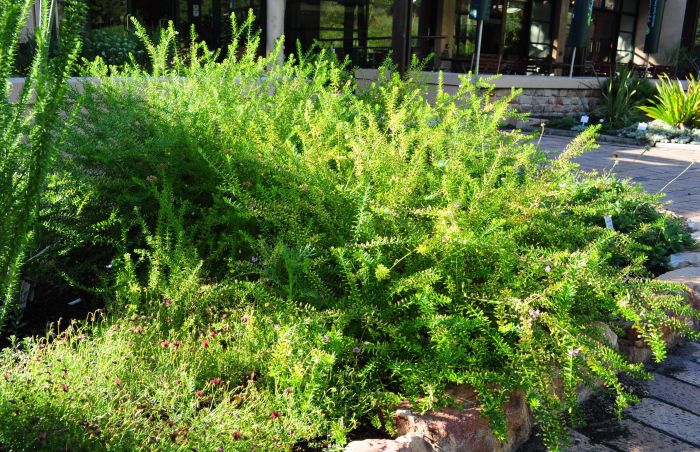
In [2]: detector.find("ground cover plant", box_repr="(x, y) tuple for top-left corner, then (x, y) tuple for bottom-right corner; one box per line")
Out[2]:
(1, 11), (698, 451)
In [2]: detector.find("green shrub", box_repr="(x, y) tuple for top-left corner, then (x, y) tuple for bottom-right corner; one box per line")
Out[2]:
(547, 116), (579, 130)
(82, 25), (145, 68)
(639, 74), (700, 129)
(0, 0), (85, 332)
(595, 67), (654, 130)
(7, 16), (698, 451)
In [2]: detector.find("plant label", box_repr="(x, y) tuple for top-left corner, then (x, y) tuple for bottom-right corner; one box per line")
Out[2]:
(637, 123), (648, 131)
(193, 5), (200, 17)
(604, 215), (615, 230)
(580, 115), (589, 124)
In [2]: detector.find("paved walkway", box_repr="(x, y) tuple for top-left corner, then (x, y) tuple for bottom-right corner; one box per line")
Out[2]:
(538, 135), (700, 451)
(539, 135), (700, 221)
(567, 340), (700, 452)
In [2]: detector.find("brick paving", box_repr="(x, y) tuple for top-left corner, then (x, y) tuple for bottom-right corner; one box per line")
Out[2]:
(538, 135), (700, 451)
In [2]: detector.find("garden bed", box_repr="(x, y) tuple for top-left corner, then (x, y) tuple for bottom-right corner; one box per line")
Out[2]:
(2, 8), (700, 452)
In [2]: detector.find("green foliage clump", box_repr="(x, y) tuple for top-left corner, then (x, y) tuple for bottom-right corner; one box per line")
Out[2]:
(82, 26), (145, 68)
(595, 67), (655, 130)
(3, 15), (698, 451)
(639, 74), (700, 129)
(0, 0), (85, 332)
(547, 115), (579, 130)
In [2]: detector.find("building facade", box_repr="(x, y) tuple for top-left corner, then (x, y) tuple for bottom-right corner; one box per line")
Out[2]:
(23, 0), (700, 77)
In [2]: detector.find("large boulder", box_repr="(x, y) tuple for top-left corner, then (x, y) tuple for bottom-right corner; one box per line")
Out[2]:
(345, 435), (433, 452)
(393, 388), (532, 452)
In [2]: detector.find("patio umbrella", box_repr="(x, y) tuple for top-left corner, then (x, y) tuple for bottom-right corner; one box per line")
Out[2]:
(644, 0), (666, 54)
(566, 0), (593, 78)
(469, 0), (491, 75)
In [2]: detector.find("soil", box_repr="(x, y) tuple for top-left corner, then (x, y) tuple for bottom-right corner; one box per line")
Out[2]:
(1, 279), (102, 347)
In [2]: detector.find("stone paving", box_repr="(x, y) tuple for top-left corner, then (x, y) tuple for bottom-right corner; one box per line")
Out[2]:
(539, 135), (700, 452)
(538, 135), (700, 221)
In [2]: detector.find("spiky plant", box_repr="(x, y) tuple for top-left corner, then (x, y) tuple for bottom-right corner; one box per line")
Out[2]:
(0, 0), (85, 332)
(639, 74), (700, 129)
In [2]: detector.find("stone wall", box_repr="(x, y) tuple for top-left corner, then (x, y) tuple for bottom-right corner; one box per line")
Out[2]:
(492, 87), (601, 119)
(355, 69), (604, 119)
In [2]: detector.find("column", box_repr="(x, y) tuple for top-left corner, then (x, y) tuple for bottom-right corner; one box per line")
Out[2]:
(392, 0), (412, 73)
(552, 0), (570, 68)
(436, 0), (456, 70)
(266, 0), (286, 63)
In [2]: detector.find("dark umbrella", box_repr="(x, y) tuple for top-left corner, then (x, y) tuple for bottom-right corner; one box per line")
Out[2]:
(566, 0), (594, 77)
(470, 0), (491, 75)
(644, 0), (666, 54)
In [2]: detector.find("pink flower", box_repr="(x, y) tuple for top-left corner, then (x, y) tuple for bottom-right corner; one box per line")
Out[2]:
(196, 389), (204, 397)
(61, 383), (68, 392)
(568, 348), (582, 357)
(528, 309), (541, 319)
(270, 411), (281, 420)
(211, 378), (221, 386)
(241, 315), (249, 324)
(202, 340), (209, 349)
(115, 377), (122, 386)
(232, 431), (243, 440)
(161, 340), (170, 348)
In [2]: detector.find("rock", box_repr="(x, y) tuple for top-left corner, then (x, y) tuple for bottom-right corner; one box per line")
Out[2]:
(394, 390), (532, 452)
(657, 266), (700, 316)
(692, 231), (700, 243)
(688, 220), (699, 232)
(591, 321), (618, 350)
(618, 339), (653, 364)
(669, 251), (700, 269)
(345, 435), (433, 452)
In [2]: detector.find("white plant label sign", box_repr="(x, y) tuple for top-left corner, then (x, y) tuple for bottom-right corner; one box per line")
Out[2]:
(580, 115), (589, 125)
(604, 215), (615, 230)
(637, 123), (648, 131)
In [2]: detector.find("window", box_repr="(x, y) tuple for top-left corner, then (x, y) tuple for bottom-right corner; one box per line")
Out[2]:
(616, 0), (636, 63)
(284, 0), (393, 68)
(529, 0), (553, 58)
